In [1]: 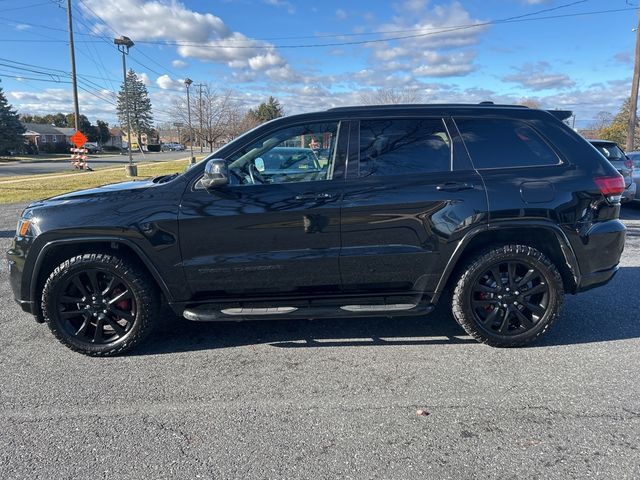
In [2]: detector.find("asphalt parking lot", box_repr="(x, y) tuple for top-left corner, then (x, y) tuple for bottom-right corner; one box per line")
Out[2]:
(1, 202), (639, 479)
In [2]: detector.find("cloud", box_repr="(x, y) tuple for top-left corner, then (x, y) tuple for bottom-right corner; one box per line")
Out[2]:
(263, 0), (295, 15)
(79, 0), (294, 77)
(614, 52), (632, 65)
(171, 59), (188, 69)
(156, 74), (184, 90)
(14, 23), (31, 31)
(503, 62), (575, 90)
(336, 9), (347, 20)
(9, 88), (117, 121)
(138, 72), (151, 86)
(358, 2), (485, 85)
(412, 51), (477, 77)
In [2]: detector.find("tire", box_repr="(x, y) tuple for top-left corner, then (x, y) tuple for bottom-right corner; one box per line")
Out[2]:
(451, 244), (563, 347)
(41, 253), (159, 356)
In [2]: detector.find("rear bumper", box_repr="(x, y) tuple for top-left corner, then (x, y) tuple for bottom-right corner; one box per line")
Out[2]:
(572, 219), (625, 292)
(621, 182), (636, 203)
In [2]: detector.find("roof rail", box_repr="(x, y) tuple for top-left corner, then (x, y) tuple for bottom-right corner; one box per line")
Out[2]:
(326, 103), (529, 112)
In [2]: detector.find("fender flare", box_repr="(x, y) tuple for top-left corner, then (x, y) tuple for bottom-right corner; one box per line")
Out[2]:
(29, 236), (174, 305)
(431, 221), (581, 303)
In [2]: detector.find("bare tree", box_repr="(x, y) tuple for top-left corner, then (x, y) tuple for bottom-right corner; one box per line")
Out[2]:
(172, 86), (254, 152)
(590, 111), (614, 131)
(358, 87), (424, 105)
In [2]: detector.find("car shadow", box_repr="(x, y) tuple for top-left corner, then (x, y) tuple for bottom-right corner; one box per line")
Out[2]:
(133, 306), (475, 356)
(133, 266), (640, 356)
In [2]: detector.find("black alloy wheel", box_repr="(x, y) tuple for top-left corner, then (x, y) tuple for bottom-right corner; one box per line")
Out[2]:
(451, 245), (564, 347)
(42, 253), (159, 356)
(470, 260), (550, 336)
(57, 268), (136, 344)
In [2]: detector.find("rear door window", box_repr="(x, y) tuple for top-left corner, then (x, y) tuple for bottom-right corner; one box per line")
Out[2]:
(359, 118), (451, 176)
(455, 118), (559, 169)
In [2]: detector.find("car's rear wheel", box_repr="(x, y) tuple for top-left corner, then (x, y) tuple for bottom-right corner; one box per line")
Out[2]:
(41, 253), (159, 356)
(451, 245), (563, 347)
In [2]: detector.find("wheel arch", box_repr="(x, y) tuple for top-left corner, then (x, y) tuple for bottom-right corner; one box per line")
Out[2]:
(432, 223), (581, 303)
(30, 237), (173, 320)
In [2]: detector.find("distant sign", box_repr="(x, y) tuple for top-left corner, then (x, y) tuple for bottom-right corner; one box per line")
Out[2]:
(70, 131), (88, 149)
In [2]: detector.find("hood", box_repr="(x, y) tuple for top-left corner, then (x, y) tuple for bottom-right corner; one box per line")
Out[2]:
(28, 179), (157, 208)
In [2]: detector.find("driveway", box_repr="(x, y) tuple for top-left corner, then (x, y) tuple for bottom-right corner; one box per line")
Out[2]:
(0, 204), (639, 479)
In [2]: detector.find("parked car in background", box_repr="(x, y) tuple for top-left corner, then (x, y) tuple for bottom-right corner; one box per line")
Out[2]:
(82, 142), (101, 154)
(8, 104), (627, 356)
(625, 151), (640, 202)
(255, 147), (325, 183)
(162, 142), (185, 152)
(588, 139), (636, 203)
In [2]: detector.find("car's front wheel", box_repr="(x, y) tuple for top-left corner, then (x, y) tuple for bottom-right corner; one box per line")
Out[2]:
(41, 253), (159, 356)
(451, 244), (564, 347)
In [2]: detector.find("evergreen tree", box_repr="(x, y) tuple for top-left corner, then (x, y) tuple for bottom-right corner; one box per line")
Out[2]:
(117, 69), (154, 148)
(248, 96), (284, 123)
(0, 86), (25, 154)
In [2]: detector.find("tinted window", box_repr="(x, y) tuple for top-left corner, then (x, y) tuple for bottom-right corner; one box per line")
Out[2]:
(359, 118), (451, 176)
(455, 118), (559, 169)
(591, 143), (625, 161)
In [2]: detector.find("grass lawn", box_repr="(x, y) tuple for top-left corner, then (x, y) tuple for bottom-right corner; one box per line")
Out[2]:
(0, 159), (191, 204)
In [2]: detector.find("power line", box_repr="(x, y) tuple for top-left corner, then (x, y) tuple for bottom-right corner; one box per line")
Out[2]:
(129, 6), (639, 49)
(3, 6), (635, 49)
(2, 1), (53, 12)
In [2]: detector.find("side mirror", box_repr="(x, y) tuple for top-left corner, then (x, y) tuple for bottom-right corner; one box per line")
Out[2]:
(201, 159), (229, 189)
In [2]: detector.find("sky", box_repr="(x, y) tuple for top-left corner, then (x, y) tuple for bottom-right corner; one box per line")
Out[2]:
(0, 0), (637, 128)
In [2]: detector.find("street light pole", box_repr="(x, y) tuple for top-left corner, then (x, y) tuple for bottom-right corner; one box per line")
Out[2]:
(628, 12), (640, 152)
(185, 78), (195, 164)
(114, 36), (137, 177)
(65, 0), (80, 132)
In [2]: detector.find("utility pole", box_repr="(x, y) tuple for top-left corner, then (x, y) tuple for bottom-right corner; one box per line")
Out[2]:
(627, 10), (640, 152)
(196, 83), (205, 153)
(65, 0), (80, 132)
(184, 78), (195, 164)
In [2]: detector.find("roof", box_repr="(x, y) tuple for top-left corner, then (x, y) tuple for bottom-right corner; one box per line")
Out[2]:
(109, 127), (124, 136)
(21, 122), (65, 135)
(55, 127), (75, 136)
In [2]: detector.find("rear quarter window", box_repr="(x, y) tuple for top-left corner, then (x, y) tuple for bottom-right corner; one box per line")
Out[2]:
(455, 118), (560, 169)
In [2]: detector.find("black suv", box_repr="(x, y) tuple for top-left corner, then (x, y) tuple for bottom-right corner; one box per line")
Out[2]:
(7, 104), (626, 356)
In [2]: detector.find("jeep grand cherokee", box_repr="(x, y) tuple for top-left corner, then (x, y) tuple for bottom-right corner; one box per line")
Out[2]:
(7, 104), (626, 356)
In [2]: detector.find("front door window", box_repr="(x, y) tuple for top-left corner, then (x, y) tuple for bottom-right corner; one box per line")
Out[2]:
(227, 122), (338, 185)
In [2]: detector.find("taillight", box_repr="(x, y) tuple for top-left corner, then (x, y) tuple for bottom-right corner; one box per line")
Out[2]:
(624, 158), (634, 170)
(594, 175), (625, 198)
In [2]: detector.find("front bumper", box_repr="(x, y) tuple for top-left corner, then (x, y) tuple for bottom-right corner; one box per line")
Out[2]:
(7, 236), (37, 317)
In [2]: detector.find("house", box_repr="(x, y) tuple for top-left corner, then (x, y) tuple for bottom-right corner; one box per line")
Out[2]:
(55, 127), (76, 144)
(21, 123), (68, 149)
(104, 127), (124, 148)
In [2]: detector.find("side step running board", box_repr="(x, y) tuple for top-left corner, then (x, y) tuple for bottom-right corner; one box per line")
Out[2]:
(183, 303), (434, 322)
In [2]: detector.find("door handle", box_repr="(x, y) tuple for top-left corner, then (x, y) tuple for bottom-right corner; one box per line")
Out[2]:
(295, 192), (334, 201)
(436, 182), (474, 192)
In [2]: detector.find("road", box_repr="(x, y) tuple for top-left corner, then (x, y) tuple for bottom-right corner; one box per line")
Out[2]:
(0, 203), (639, 479)
(0, 150), (204, 176)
